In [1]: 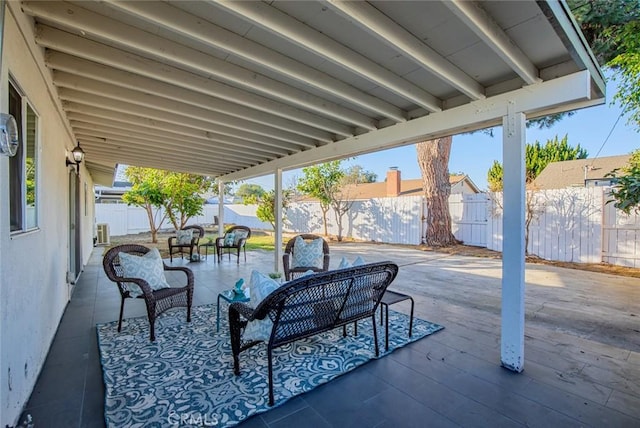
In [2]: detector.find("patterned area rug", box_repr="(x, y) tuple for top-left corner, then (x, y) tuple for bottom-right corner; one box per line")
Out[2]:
(97, 303), (443, 427)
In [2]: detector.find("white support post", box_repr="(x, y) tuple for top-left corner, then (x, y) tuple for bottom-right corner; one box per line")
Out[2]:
(217, 180), (224, 237)
(274, 169), (283, 273)
(501, 101), (526, 372)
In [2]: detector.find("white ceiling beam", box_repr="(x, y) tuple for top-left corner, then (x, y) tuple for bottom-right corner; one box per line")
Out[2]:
(78, 135), (240, 173)
(80, 144), (228, 176)
(221, 71), (597, 181)
(55, 83), (317, 148)
(70, 121), (271, 163)
(59, 93), (307, 152)
(66, 112), (286, 158)
(105, 0), (407, 123)
(214, 0), (442, 112)
(72, 125), (260, 166)
(64, 109), (293, 158)
(327, 1), (485, 100)
(443, 0), (540, 85)
(41, 34), (355, 138)
(52, 67), (332, 143)
(74, 132), (252, 171)
(23, 1), (377, 130)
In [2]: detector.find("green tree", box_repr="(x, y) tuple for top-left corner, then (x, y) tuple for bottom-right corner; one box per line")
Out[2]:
(235, 183), (266, 203)
(486, 135), (588, 191)
(569, 0), (640, 130)
(26, 158), (35, 206)
(122, 167), (170, 243)
(297, 161), (345, 236)
(245, 189), (292, 230)
(122, 167), (213, 242)
(608, 21), (640, 129)
(343, 165), (377, 184)
(607, 148), (640, 214)
(163, 173), (213, 230)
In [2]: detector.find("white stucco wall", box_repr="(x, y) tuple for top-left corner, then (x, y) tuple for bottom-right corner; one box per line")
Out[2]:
(0, 6), (95, 426)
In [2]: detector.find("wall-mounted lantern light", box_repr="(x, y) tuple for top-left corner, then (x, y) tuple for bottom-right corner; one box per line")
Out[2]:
(66, 141), (85, 173)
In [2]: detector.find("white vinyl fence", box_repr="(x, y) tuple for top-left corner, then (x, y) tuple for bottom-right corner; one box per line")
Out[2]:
(95, 204), (271, 237)
(285, 194), (488, 246)
(486, 187), (603, 263)
(96, 187), (640, 267)
(286, 196), (424, 244)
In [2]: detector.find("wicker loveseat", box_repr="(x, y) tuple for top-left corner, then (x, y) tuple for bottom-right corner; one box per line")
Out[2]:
(229, 261), (399, 405)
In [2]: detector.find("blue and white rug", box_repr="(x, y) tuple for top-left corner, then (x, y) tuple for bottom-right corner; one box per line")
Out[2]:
(97, 303), (443, 427)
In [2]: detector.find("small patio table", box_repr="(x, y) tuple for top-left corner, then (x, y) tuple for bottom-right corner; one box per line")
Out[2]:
(379, 290), (414, 351)
(198, 242), (216, 261)
(216, 289), (250, 332)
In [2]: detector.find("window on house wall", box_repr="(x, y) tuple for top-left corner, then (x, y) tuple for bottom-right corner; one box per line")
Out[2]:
(9, 79), (39, 232)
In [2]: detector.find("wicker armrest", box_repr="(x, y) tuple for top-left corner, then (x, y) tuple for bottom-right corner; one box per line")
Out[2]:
(119, 277), (154, 298)
(163, 265), (195, 287)
(229, 302), (257, 321)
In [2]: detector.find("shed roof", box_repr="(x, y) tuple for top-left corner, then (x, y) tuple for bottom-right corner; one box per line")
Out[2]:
(299, 174), (475, 201)
(532, 155), (631, 189)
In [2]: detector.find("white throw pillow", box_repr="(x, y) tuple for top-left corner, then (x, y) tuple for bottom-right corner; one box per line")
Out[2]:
(291, 236), (324, 269)
(338, 256), (366, 269)
(176, 229), (193, 245)
(224, 232), (236, 246)
(233, 229), (249, 245)
(243, 271), (282, 342)
(118, 248), (171, 298)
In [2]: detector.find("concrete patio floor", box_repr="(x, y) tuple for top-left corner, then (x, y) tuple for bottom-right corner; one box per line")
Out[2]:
(20, 243), (640, 427)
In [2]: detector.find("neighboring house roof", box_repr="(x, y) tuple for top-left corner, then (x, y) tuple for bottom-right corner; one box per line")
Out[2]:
(532, 155), (631, 189)
(297, 174), (480, 201)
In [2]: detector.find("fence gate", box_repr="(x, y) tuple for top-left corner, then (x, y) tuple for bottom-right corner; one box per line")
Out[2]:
(449, 194), (489, 247)
(602, 192), (640, 268)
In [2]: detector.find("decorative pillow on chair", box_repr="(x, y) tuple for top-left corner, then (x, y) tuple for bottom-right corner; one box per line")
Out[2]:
(337, 256), (366, 269)
(223, 232), (236, 246)
(233, 229), (249, 245)
(291, 236), (324, 269)
(118, 248), (171, 298)
(176, 229), (193, 245)
(243, 271), (282, 342)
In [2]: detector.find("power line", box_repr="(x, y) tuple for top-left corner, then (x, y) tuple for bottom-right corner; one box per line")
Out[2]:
(591, 111), (623, 162)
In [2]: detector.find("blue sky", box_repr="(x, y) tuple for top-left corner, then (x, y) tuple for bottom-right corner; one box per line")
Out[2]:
(243, 73), (639, 192)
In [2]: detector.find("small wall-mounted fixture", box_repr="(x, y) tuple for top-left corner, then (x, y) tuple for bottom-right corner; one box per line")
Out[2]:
(66, 141), (85, 173)
(0, 113), (19, 157)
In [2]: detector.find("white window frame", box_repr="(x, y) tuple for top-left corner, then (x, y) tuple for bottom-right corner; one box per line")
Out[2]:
(9, 77), (40, 234)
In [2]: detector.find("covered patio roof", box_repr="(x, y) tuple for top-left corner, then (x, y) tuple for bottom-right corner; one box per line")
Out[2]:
(18, 0), (605, 185)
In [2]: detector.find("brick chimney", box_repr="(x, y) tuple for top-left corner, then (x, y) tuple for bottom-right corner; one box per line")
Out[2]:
(386, 167), (401, 196)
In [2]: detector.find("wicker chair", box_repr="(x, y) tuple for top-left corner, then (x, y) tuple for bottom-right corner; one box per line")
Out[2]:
(168, 225), (205, 262)
(282, 234), (330, 281)
(102, 244), (194, 341)
(216, 225), (251, 264)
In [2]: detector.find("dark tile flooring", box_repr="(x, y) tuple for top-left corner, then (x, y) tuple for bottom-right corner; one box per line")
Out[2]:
(17, 245), (640, 427)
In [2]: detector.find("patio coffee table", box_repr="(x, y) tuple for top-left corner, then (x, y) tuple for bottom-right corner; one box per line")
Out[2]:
(217, 289), (250, 332)
(379, 290), (414, 351)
